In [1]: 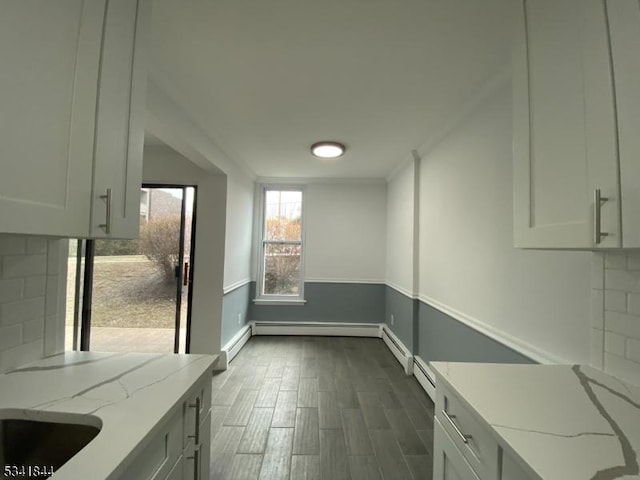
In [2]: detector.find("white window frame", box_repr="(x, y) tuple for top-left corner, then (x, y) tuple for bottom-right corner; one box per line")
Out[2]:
(254, 184), (306, 305)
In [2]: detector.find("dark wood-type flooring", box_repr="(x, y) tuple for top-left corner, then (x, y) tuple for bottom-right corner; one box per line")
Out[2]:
(209, 336), (435, 480)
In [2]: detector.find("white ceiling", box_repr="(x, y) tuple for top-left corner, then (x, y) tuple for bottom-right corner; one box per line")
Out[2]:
(148, 0), (513, 179)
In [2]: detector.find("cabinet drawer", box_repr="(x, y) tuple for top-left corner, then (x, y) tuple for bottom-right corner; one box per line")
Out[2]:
(433, 418), (480, 480)
(436, 382), (499, 479)
(126, 407), (183, 480)
(183, 379), (212, 447)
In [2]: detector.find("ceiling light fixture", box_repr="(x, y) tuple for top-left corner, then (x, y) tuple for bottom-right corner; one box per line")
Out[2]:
(311, 141), (346, 159)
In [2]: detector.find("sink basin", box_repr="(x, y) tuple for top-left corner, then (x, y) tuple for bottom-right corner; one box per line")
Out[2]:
(0, 414), (100, 479)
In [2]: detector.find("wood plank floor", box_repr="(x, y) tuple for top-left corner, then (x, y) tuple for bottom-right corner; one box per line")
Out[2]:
(210, 336), (435, 480)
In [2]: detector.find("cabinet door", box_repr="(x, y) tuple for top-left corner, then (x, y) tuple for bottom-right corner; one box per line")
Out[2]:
(90, 0), (150, 238)
(433, 419), (480, 480)
(513, 0), (620, 248)
(0, 0), (104, 237)
(607, 0), (640, 247)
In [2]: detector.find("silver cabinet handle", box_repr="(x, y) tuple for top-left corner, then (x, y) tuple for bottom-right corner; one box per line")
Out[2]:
(442, 410), (472, 444)
(187, 446), (200, 480)
(188, 396), (201, 444)
(99, 188), (112, 234)
(594, 188), (609, 245)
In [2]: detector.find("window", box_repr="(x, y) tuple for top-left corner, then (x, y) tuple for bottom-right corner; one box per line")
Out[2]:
(257, 186), (304, 302)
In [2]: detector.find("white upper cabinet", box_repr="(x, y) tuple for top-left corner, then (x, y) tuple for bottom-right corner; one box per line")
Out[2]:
(0, 0), (149, 239)
(607, 0), (640, 248)
(513, 0), (623, 248)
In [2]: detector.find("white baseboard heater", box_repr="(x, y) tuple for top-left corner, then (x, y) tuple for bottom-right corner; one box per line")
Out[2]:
(413, 355), (436, 401)
(219, 324), (252, 370)
(381, 325), (413, 375)
(252, 321), (381, 337)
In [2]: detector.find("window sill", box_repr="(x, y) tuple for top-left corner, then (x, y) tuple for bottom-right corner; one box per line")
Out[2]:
(253, 298), (307, 306)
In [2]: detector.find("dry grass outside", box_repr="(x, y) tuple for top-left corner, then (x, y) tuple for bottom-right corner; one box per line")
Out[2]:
(67, 255), (183, 329)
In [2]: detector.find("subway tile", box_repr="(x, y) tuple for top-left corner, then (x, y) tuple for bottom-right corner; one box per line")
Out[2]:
(590, 328), (604, 370)
(45, 275), (59, 316)
(0, 235), (26, 255)
(2, 255), (47, 279)
(605, 311), (640, 340)
(628, 293), (640, 316)
(26, 237), (48, 255)
(605, 269), (640, 293)
(47, 240), (63, 273)
(24, 276), (46, 299)
(591, 253), (605, 290)
(0, 324), (22, 352)
(22, 317), (44, 343)
(591, 290), (604, 330)
(628, 252), (640, 271)
(604, 331), (626, 356)
(605, 252), (627, 270)
(626, 338), (640, 364)
(0, 278), (24, 303)
(0, 339), (44, 374)
(604, 290), (627, 314)
(604, 352), (640, 386)
(0, 297), (45, 326)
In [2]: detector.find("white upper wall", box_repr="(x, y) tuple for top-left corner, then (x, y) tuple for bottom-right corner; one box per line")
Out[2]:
(417, 81), (592, 364)
(224, 173), (254, 290)
(304, 182), (387, 283)
(385, 160), (416, 295)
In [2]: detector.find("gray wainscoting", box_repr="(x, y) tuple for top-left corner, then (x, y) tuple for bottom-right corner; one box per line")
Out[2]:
(417, 301), (533, 364)
(385, 286), (417, 353)
(221, 282), (252, 346)
(249, 282), (385, 323)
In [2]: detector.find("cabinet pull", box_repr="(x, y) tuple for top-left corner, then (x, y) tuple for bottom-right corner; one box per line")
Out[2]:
(594, 189), (609, 245)
(442, 410), (472, 444)
(188, 397), (201, 444)
(187, 446), (199, 480)
(99, 188), (112, 234)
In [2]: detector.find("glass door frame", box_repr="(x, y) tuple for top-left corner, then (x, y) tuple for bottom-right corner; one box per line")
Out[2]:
(77, 183), (198, 354)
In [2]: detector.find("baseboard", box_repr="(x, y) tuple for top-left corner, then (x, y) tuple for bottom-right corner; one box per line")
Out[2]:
(252, 321), (381, 337)
(413, 355), (436, 401)
(381, 325), (413, 375)
(220, 324), (253, 369)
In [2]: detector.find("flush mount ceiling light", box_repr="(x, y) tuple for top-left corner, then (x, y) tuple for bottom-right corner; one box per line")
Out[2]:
(310, 141), (346, 159)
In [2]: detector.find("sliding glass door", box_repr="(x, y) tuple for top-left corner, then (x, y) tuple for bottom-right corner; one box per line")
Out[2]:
(66, 185), (196, 353)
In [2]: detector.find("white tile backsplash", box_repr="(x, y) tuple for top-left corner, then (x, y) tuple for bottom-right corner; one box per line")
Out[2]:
(0, 234), (66, 373)
(592, 251), (640, 385)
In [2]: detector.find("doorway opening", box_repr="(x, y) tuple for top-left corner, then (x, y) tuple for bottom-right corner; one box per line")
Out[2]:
(66, 185), (197, 353)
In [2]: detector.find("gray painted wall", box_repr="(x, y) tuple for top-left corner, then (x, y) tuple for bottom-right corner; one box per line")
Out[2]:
(417, 301), (533, 364)
(221, 282), (251, 346)
(385, 286), (416, 353)
(249, 282), (385, 323)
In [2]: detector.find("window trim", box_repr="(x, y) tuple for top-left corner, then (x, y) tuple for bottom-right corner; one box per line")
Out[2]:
(255, 184), (306, 303)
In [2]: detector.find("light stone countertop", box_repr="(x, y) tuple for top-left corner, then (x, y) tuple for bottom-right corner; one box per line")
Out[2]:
(431, 362), (640, 480)
(0, 351), (217, 480)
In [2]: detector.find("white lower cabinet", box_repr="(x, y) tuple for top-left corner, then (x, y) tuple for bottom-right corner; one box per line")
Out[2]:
(434, 418), (480, 480)
(121, 375), (212, 480)
(433, 379), (535, 480)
